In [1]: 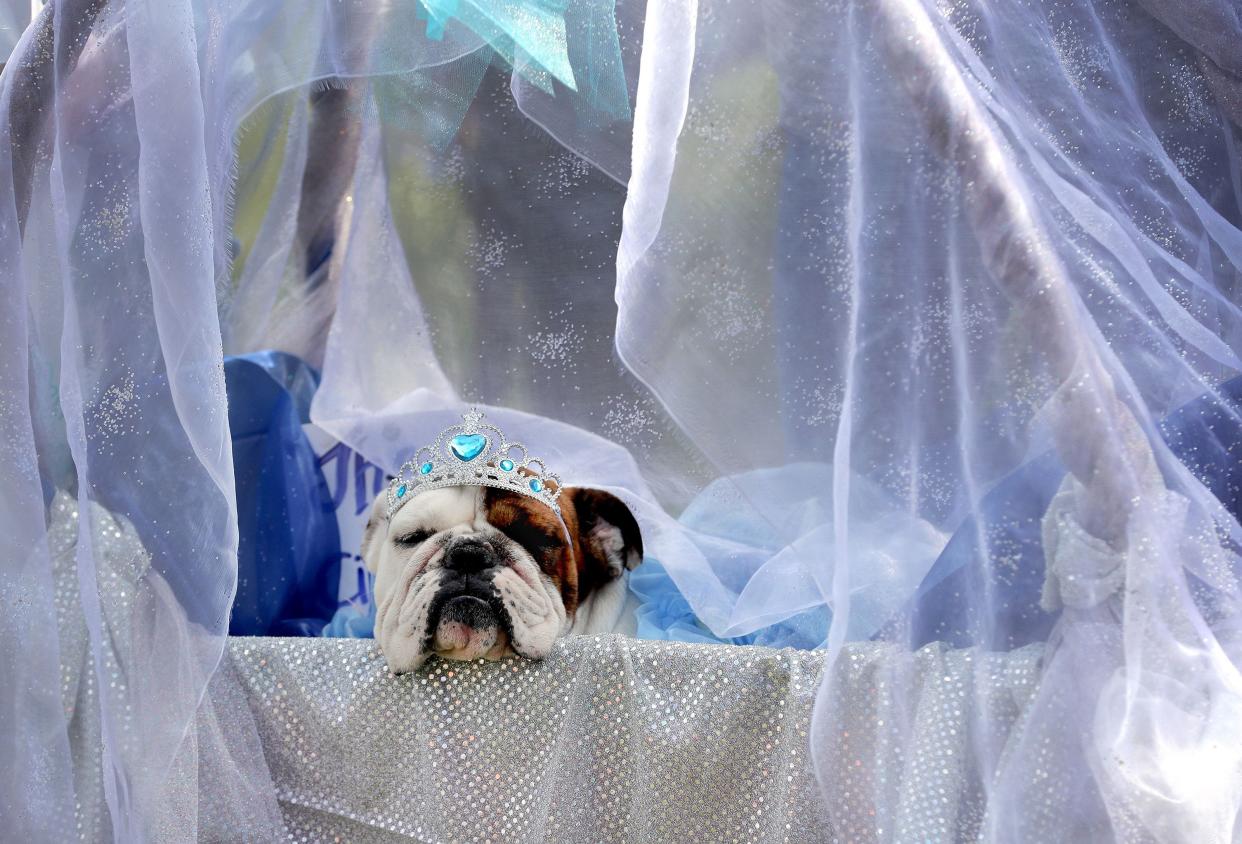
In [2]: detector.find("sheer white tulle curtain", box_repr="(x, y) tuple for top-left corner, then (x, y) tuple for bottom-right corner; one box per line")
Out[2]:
(3, 0), (1242, 839)
(0, 0), (635, 836)
(618, 0), (1242, 836)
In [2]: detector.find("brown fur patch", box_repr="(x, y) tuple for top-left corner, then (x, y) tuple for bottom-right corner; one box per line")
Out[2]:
(565, 486), (644, 593)
(483, 486), (643, 619)
(484, 488), (584, 614)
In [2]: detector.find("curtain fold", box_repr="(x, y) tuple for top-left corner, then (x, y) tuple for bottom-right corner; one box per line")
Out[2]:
(617, 0), (1242, 837)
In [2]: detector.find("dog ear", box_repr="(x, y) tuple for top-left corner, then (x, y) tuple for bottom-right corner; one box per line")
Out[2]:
(361, 492), (389, 573)
(564, 487), (644, 584)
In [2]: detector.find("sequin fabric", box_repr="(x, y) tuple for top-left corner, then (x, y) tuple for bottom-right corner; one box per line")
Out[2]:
(227, 633), (1045, 842)
(49, 490), (288, 841)
(229, 636), (830, 842)
(50, 491), (161, 841)
(50, 492), (111, 842)
(815, 641), (1046, 841)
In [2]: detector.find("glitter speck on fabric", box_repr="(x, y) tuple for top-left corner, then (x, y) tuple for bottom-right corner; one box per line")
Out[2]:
(226, 635), (1044, 842)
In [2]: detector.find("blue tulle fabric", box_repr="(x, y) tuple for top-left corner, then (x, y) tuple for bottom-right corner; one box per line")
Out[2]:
(910, 375), (1242, 649)
(323, 595), (378, 638)
(631, 561), (832, 648)
(6, 0), (1242, 835)
(394, 0), (629, 151)
(225, 352), (341, 636)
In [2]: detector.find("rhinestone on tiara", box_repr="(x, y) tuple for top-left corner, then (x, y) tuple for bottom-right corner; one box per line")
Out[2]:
(386, 408), (564, 519)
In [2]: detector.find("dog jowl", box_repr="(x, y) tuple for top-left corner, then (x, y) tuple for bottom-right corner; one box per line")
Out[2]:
(361, 484), (642, 672)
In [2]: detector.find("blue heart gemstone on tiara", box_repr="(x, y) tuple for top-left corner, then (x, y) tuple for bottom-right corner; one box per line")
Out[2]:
(450, 433), (487, 461)
(387, 409), (564, 519)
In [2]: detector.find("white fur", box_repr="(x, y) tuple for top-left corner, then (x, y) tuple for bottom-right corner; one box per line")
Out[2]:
(375, 567), (442, 673)
(570, 575), (635, 636)
(493, 567), (566, 657)
(364, 487), (570, 672)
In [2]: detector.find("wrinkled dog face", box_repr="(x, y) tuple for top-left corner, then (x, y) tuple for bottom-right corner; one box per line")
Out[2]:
(362, 485), (642, 672)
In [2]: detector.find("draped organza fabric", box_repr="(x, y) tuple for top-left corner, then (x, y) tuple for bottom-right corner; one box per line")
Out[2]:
(0, 0), (633, 836)
(0, 1), (28, 64)
(613, 0), (1242, 835)
(3, 0), (1242, 839)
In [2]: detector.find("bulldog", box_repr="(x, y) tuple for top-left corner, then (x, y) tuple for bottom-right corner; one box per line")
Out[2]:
(362, 483), (643, 673)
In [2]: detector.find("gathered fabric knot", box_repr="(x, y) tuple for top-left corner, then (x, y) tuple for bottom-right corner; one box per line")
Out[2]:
(1040, 473), (1192, 614)
(1040, 477), (1127, 612)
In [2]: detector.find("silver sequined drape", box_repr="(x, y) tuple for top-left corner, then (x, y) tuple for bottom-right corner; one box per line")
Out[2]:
(222, 636), (1043, 842)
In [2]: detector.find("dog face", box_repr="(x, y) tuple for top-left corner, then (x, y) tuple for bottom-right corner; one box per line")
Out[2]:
(362, 484), (642, 672)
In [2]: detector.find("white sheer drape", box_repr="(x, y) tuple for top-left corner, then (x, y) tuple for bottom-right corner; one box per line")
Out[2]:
(618, 0), (1242, 836)
(0, 0), (633, 836)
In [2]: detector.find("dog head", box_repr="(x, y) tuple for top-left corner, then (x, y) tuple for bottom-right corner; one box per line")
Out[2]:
(362, 484), (642, 672)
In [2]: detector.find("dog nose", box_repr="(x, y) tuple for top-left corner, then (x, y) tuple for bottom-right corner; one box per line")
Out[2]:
(443, 538), (494, 573)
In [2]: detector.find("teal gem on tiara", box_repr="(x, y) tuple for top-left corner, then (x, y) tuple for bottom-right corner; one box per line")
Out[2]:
(450, 433), (487, 461)
(387, 408), (565, 520)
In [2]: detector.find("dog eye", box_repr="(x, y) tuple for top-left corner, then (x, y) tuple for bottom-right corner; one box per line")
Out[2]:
(502, 523), (556, 554)
(394, 529), (433, 547)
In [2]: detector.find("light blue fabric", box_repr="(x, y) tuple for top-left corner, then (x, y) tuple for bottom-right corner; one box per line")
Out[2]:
(631, 559), (830, 649)
(629, 560), (749, 645)
(323, 599), (377, 639)
(420, 0), (579, 92)
(403, 0), (630, 151)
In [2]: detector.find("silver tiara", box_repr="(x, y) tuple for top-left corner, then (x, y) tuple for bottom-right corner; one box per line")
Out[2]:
(386, 408), (563, 519)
